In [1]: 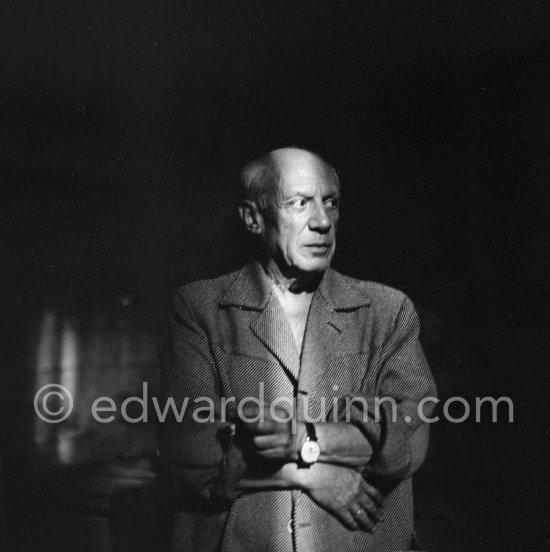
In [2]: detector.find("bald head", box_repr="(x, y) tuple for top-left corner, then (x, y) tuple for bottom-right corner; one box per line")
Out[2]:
(240, 147), (339, 211)
(270, 147), (331, 170)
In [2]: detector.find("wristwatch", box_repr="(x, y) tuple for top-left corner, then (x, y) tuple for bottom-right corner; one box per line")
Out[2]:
(299, 422), (321, 467)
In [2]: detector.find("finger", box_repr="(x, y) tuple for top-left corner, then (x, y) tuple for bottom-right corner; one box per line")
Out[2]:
(351, 505), (377, 533)
(337, 511), (359, 531)
(254, 448), (287, 459)
(239, 417), (275, 434)
(248, 419), (281, 434)
(357, 492), (384, 523)
(270, 406), (291, 421)
(253, 435), (293, 460)
(253, 434), (280, 449)
(361, 480), (385, 508)
(240, 404), (263, 420)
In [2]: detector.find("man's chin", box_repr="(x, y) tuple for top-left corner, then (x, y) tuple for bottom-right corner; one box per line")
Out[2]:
(295, 257), (332, 274)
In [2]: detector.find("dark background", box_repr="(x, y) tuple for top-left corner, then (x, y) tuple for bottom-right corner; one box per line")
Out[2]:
(2, 1), (548, 551)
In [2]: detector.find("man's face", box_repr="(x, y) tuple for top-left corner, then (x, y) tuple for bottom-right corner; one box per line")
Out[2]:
(260, 151), (340, 276)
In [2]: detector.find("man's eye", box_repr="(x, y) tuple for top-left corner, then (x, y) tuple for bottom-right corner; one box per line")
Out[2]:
(324, 198), (339, 209)
(289, 198), (308, 208)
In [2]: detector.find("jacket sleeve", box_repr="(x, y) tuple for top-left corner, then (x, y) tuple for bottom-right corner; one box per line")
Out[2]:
(157, 290), (247, 504)
(332, 296), (437, 481)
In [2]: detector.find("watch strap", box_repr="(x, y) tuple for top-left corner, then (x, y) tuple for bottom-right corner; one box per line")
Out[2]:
(305, 422), (317, 442)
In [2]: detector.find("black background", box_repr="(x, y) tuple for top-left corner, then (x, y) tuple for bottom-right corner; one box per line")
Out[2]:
(3, 1), (549, 550)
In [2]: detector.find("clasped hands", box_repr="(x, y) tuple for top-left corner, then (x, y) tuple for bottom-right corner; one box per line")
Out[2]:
(232, 403), (384, 533)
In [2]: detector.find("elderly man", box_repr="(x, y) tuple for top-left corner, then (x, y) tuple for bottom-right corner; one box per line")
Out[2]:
(159, 147), (436, 552)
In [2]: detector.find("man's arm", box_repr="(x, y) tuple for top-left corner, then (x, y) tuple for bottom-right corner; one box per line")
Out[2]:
(236, 405), (373, 466)
(158, 290), (248, 503)
(334, 296), (437, 481)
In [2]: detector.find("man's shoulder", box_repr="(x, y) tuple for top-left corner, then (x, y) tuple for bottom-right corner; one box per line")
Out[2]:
(329, 268), (409, 310)
(174, 268), (242, 312)
(329, 270), (418, 335)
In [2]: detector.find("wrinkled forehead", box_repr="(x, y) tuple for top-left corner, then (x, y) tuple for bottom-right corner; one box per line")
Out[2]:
(269, 150), (339, 197)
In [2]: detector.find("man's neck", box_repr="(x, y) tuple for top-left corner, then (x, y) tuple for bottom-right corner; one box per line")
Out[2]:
(264, 260), (317, 355)
(263, 259), (322, 294)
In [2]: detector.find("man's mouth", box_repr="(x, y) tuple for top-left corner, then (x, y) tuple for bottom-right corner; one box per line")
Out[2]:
(304, 243), (332, 251)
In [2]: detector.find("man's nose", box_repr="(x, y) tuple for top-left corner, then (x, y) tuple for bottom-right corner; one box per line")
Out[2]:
(308, 201), (331, 233)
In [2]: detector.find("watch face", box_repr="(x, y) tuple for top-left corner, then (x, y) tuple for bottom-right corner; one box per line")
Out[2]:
(301, 440), (321, 464)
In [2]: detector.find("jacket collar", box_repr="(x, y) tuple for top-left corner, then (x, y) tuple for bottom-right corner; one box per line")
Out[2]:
(219, 261), (272, 310)
(219, 261), (371, 311)
(317, 266), (371, 311)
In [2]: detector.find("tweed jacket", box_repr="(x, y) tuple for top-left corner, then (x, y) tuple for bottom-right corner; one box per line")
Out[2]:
(159, 261), (437, 552)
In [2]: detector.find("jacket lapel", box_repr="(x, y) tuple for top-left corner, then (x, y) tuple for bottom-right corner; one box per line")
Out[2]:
(298, 269), (371, 396)
(297, 292), (345, 396)
(219, 262), (300, 382)
(250, 298), (301, 381)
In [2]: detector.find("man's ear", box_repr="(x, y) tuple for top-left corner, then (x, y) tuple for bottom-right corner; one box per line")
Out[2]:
(239, 200), (264, 235)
